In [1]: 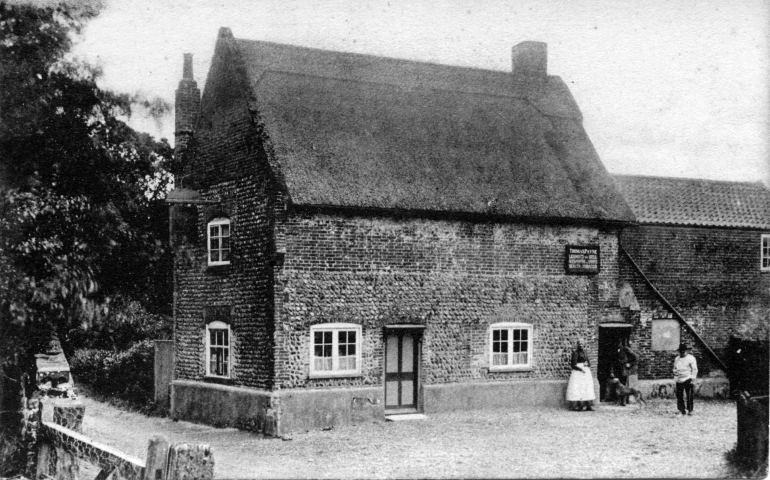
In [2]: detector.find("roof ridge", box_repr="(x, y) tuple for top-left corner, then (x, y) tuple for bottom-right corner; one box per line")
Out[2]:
(235, 37), (531, 79)
(613, 173), (767, 189)
(254, 68), (543, 102)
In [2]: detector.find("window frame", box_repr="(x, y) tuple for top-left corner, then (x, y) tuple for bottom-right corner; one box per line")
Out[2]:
(205, 320), (231, 379)
(207, 218), (231, 266)
(309, 323), (363, 379)
(488, 322), (533, 372)
(762, 234), (770, 272)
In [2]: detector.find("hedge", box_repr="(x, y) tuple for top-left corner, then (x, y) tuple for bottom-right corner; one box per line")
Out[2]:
(70, 339), (154, 405)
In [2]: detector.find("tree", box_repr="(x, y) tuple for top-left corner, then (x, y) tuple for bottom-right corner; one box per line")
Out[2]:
(0, 0), (177, 422)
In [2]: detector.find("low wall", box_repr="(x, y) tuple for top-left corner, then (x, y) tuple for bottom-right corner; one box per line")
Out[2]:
(36, 397), (214, 480)
(174, 379), (590, 435)
(172, 381), (383, 436)
(277, 387), (384, 433)
(633, 377), (730, 400)
(172, 380), (277, 435)
(423, 379), (572, 413)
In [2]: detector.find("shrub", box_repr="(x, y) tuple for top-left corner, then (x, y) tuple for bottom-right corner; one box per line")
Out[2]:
(0, 429), (23, 478)
(67, 299), (172, 352)
(70, 340), (155, 406)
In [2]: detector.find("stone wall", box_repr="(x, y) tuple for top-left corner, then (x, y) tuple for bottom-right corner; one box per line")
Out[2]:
(273, 211), (622, 389)
(173, 49), (279, 390)
(619, 225), (770, 380)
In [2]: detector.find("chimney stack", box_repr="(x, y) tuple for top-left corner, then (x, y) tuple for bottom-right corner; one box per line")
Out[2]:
(512, 41), (547, 80)
(175, 53), (201, 158)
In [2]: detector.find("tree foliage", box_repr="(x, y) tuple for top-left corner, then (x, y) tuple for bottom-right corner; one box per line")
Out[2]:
(0, 1), (177, 376)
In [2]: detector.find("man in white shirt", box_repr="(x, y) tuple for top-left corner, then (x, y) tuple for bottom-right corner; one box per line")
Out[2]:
(673, 343), (698, 415)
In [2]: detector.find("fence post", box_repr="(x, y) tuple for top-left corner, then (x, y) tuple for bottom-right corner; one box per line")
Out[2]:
(166, 444), (214, 480)
(154, 340), (174, 410)
(35, 442), (52, 479)
(143, 436), (170, 480)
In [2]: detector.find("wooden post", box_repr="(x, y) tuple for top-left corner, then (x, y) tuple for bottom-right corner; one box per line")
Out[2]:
(55, 448), (79, 480)
(143, 436), (170, 480)
(36, 442), (52, 479)
(154, 341), (174, 409)
(166, 444), (214, 480)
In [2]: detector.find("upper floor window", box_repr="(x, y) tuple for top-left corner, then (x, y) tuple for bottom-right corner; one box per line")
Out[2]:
(762, 234), (770, 272)
(206, 320), (231, 378)
(309, 323), (362, 378)
(208, 218), (230, 266)
(489, 322), (533, 371)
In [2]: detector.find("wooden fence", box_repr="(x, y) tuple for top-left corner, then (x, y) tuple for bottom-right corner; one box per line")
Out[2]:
(35, 398), (213, 480)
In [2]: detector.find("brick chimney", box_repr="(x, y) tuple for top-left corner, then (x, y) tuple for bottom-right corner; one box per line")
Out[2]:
(174, 53), (200, 158)
(512, 41), (547, 80)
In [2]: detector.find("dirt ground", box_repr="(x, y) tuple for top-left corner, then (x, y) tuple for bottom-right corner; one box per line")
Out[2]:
(77, 394), (737, 479)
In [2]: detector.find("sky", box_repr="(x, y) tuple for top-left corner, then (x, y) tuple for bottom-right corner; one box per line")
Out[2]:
(65, 0), (770, 184)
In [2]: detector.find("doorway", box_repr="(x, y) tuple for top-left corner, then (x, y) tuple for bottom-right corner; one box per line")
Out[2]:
(384, 326), (423, 413)
(598, 324), (632, 401)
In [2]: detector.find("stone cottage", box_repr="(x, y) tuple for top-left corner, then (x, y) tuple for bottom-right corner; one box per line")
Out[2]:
(167, 27), (637, 435)
(612, 175), (770, 399)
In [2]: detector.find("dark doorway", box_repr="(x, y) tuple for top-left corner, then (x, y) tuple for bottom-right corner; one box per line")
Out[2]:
(598, 325), (632, 401)
(384, 327), (423, 413)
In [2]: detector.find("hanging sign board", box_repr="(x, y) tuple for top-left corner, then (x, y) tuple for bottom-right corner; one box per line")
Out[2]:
(565, 245), (600, 274)
(652, 319), (680, 351)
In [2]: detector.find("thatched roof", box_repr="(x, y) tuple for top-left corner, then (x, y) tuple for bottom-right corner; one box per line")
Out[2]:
(210, 29), (635, 223)
(613, 175), (770, 229)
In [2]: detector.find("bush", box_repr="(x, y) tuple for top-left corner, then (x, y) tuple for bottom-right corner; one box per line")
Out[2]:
(70, 339), (155, 406)
(726, 443), (769, 479)
(0, 429), (23, 478)
(67, 299), (172, 352)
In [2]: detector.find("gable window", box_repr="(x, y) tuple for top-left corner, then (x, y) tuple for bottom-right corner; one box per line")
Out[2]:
(208, 218), (231, 266)
(206, 321), (230, 378)
(309, 324), (362, 378)
(489, 322), (532, 371)
(762, 234), (770, 272)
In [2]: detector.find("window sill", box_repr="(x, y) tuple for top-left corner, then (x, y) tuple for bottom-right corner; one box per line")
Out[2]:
(203, 375), (233, 385)
(309, 372), (364, 380)
(206, 264), (231, 275)
(488, 367), (533, 373)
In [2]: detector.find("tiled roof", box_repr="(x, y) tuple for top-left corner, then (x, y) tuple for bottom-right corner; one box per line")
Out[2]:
(612, 175), (770, 229)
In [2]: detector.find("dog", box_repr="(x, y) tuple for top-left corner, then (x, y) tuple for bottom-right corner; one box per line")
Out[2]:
(608, 377), (647, 407)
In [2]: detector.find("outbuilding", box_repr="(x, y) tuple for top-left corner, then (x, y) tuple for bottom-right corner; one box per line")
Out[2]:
(612, 175), (770, 399)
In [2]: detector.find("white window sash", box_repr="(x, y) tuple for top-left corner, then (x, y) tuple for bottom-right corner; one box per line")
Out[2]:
(207, 218), (231, 266)
(310, 324), (361, 377)
(206, 321), (231, 378)
(489, 323), (532, 371)
(761, 234), (770, 271)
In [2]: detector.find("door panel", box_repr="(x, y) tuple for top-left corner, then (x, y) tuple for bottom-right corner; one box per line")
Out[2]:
(384, 331), (420, 410)
(402, 335), (414, 372)
(386, 335), (399, 371)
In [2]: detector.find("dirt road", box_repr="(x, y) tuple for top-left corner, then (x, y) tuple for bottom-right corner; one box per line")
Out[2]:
(79, 395), (736, 478)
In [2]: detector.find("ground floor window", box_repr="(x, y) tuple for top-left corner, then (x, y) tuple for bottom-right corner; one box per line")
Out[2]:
(310, 323), (362, 377)
(206, 321), (230, 378)
(489, 323), (532, 371)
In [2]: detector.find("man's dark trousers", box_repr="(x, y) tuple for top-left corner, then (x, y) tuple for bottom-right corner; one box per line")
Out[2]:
(676, 379), (694, 414)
